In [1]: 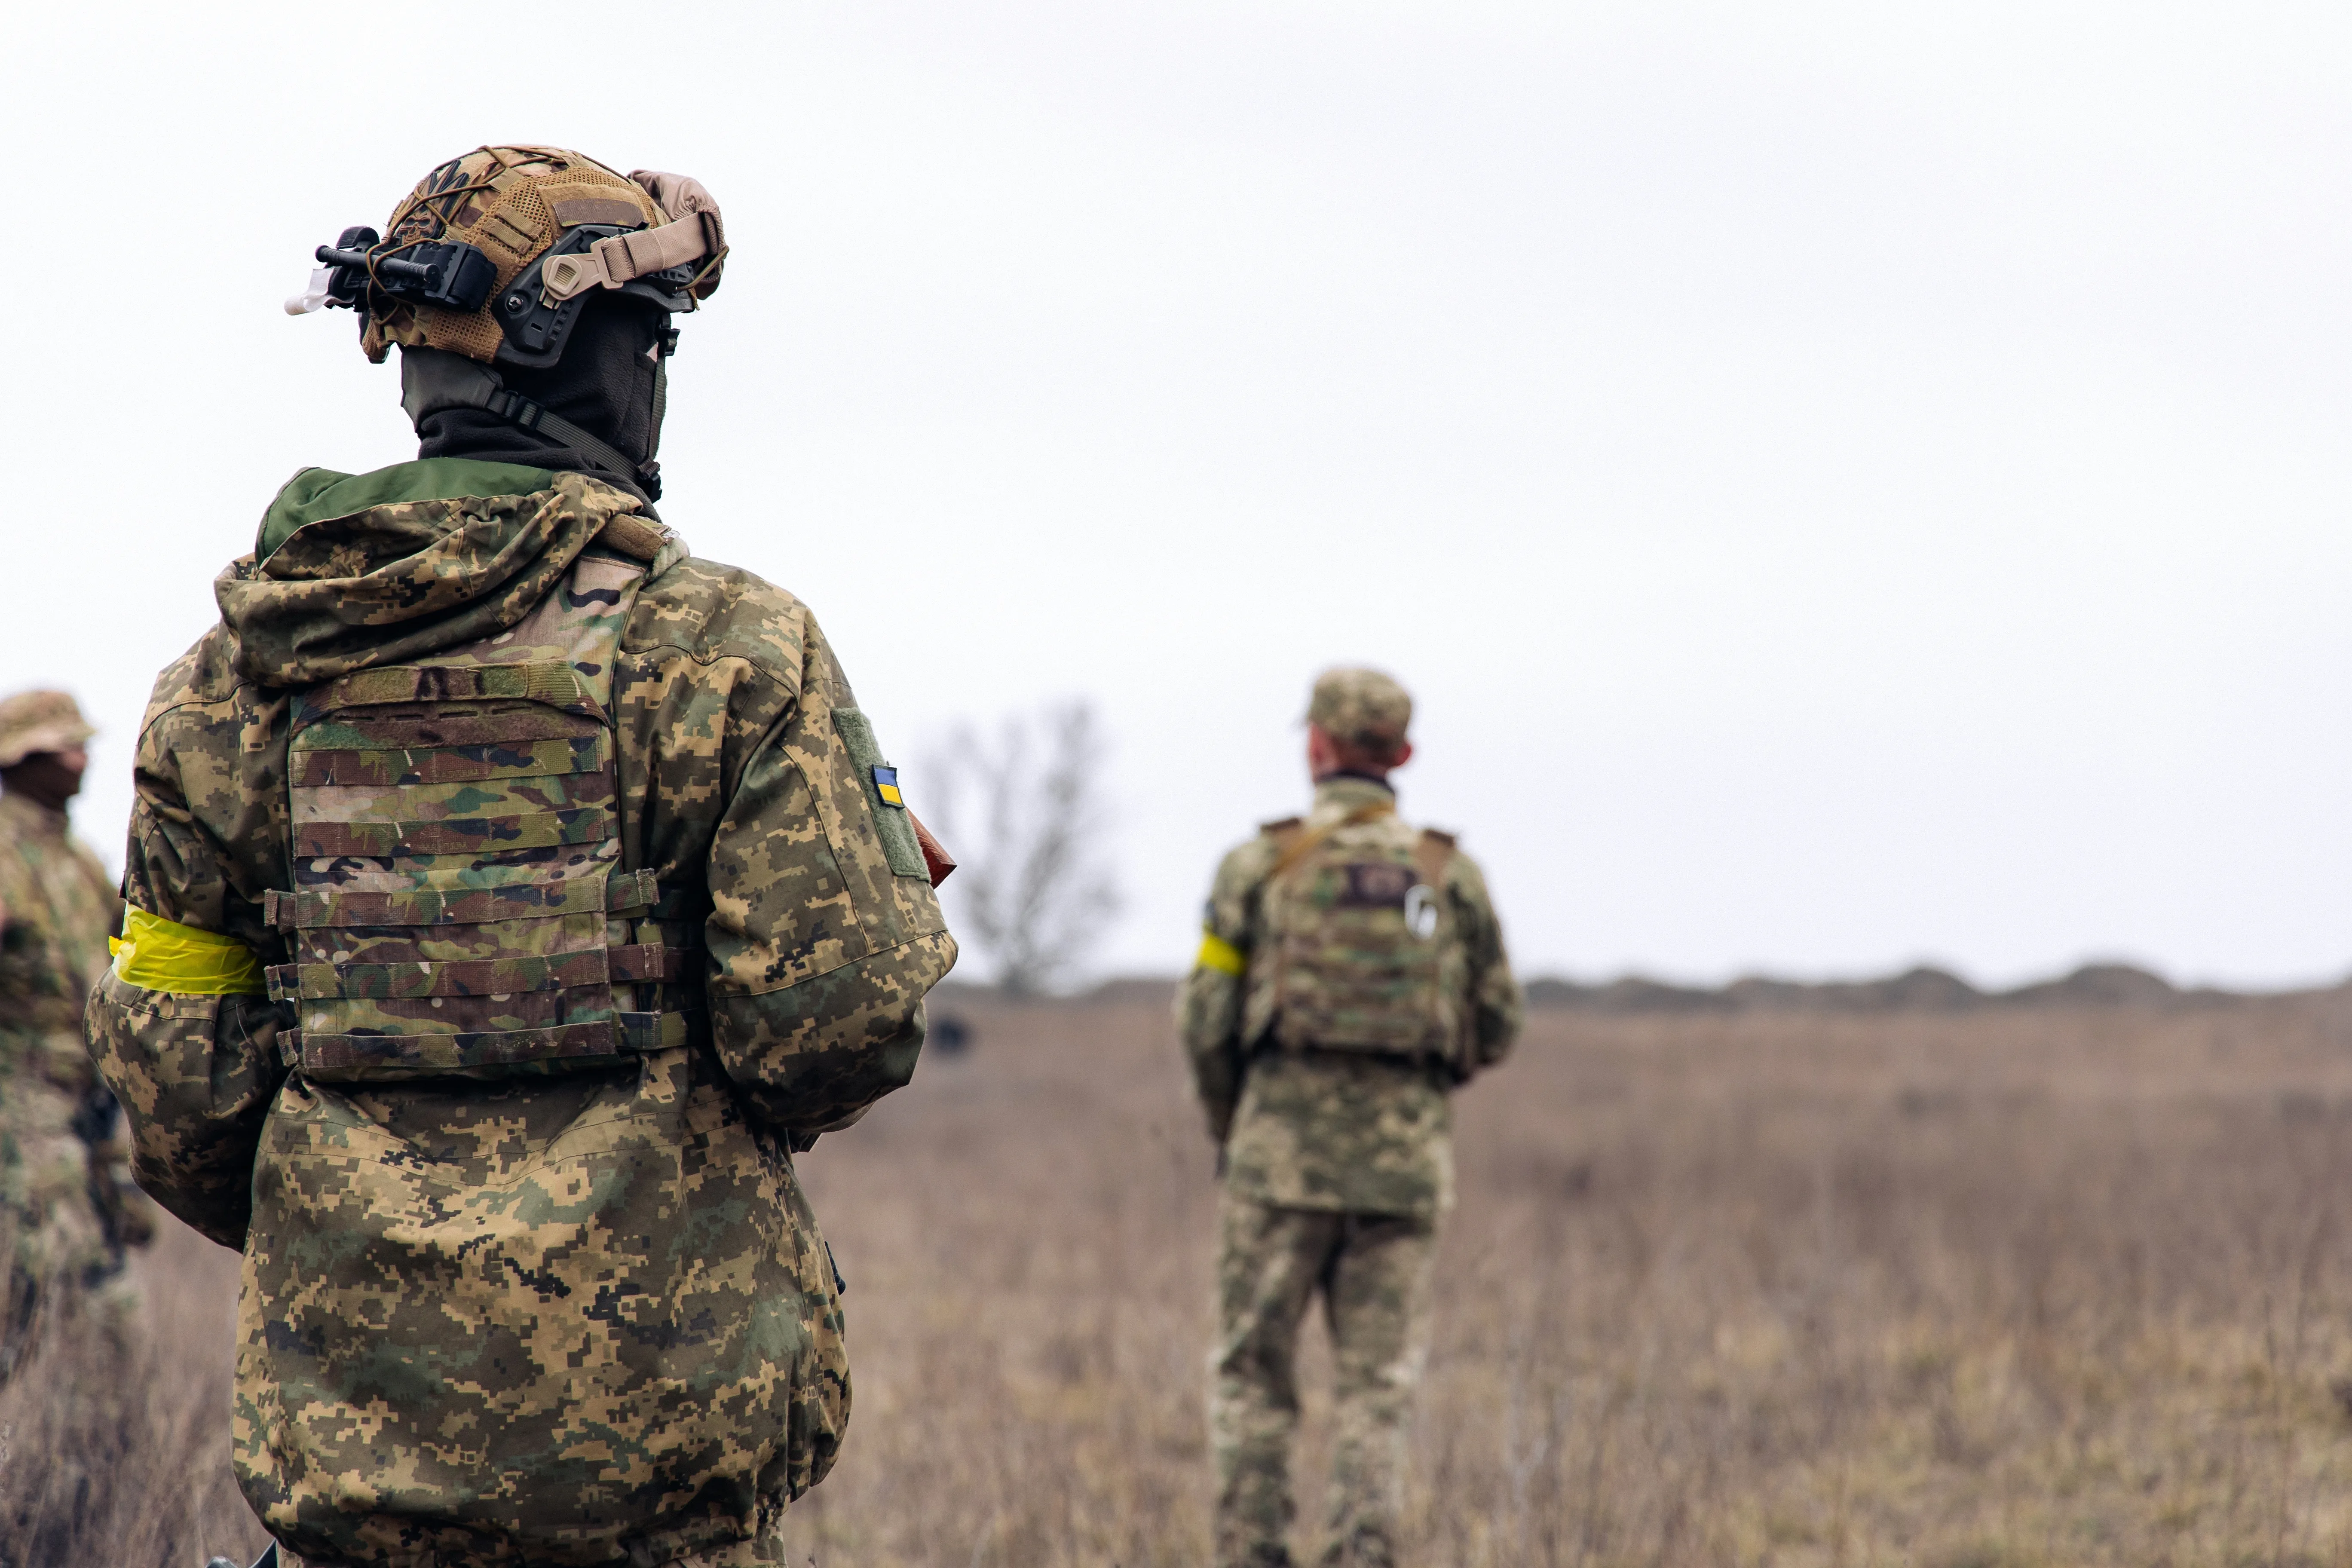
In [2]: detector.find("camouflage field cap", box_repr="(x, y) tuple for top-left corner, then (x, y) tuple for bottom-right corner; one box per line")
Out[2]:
(0, 689), (95, 768)
(1307, 667), (1412, 752)
(325, 146), (727, 367)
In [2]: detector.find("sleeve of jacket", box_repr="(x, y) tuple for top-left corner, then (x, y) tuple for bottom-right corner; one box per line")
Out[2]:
(0, 850), (68, 1088)
(700, 614), (957, 1133)
(1174, 839), (1265, 1144)
(84, 639), (292, 1250)
(1449, 851), (1523, 1078)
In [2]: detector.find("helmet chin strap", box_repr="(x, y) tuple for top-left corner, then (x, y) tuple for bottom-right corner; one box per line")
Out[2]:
(400, 347), (659, 496)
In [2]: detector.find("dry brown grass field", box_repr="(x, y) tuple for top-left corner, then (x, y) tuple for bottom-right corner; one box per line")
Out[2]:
(13, 987), (2352, 1567)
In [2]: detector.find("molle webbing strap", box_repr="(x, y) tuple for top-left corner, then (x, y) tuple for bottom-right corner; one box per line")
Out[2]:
(294, 1007), (694, 1078)
(297, 812), (610, 858)
(272, 951), (606, 1001)
(292, 734), (600, 787)
(266, 943), (693, 1001)
(1271, 800), (1396, 879)
(607, 867), (659, 913)
(261, 870), (658, 931)
(610, 943), (693, 981)
(308, 661), (597, 715)
(619, 1010), (693, 1052)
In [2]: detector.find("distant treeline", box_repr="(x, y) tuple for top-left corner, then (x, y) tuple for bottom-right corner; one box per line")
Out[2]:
(1517, 963), (2253, 1014)
(1036, 962), (2328, 1013)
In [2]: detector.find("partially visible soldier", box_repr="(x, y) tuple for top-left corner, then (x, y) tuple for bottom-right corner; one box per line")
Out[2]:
(0, 689), (150, 1380)
(86, 147), (955, 1567)
(1178, 669), (1522, 1568)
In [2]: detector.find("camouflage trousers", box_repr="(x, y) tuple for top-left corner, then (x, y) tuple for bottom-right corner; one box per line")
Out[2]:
(0, 1076), (120, 1383)
(1210, 1189), (1438, 1568)
(276, 1531), (790, 1568)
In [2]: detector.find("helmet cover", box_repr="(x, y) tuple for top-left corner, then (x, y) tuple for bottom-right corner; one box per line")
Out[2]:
(357, 147), (726, 366)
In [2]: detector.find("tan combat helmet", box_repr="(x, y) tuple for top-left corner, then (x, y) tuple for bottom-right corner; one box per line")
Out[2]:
(288, 146), (726, 368)
(0, 690), (95, 769)
(1307, 667), (1412, 758)
(286, 147), (729, 495)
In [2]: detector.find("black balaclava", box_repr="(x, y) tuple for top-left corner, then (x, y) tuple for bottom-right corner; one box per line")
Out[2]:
(416, 293), (671, 504)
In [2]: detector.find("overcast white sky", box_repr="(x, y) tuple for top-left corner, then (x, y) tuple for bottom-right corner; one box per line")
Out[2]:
(6, 2), (2351, 989)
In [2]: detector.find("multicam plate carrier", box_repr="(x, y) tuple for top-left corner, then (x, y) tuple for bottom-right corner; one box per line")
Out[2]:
(262, 552), (695, 1083)
(1262, 805), (1464, 1062)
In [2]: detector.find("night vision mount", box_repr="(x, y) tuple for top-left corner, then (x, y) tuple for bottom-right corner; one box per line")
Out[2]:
(287, 226), (498, 316)
(288, 220), (708, 369)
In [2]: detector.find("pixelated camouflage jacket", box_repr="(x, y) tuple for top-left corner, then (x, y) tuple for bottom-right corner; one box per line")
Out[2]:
(0, 791), (123, 1303)
(1176, 776), (1520, 1218)
(0, 790), (117, 1090)
(85, 459), (956, 1568)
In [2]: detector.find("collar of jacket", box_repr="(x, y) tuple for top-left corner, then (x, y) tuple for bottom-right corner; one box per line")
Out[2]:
(218, 462), (654, 690)
(1309, 774), (1396, 818)
(255, 458), (557, 563)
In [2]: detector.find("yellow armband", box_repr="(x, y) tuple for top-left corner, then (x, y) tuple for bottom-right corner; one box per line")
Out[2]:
(1195, 930), (1246, 977)
(109, 908), (267, 995)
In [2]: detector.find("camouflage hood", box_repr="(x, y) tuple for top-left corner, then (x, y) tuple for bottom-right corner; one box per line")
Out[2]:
(216, 459), (654, 689)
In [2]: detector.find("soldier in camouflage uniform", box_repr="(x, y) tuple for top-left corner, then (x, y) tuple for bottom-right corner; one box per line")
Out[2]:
(85, 148), (956, 1568)
(1178, 669), (1522, 1568)
(0, 689), (150, 1378)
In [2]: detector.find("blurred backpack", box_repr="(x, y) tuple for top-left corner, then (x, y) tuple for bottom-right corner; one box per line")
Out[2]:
(1254, 801), (1464, 1064)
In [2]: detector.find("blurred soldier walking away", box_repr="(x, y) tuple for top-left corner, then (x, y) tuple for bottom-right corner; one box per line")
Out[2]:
(84, 147), (956, 1568)
(0, 689), (151, 1381)
(1179, 669), (1522, 1568)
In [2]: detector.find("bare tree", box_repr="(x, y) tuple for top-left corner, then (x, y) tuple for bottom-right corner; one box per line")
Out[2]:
(921, 701), (1120, 996)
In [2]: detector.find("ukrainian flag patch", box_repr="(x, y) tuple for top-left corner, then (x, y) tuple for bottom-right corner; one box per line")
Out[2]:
(872, 765), (905, 808)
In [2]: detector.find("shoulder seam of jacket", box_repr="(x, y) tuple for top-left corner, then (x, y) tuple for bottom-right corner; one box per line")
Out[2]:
(135, 686), (255, 750)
